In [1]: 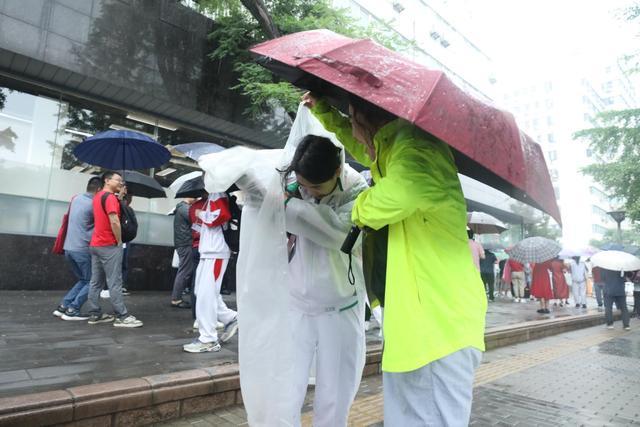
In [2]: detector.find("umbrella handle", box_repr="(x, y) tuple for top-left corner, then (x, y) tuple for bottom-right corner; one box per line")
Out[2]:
(295, 54), (383, 88)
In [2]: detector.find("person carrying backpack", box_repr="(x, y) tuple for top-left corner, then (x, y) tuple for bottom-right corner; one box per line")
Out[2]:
(85, 171), (143, 328)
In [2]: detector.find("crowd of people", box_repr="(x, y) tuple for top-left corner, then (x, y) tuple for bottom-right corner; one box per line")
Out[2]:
(468, 232), (638, 329)
(49, 90), (639, 426)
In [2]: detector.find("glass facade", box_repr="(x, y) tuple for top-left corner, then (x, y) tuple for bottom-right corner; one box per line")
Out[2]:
(0, 84), (208, 246)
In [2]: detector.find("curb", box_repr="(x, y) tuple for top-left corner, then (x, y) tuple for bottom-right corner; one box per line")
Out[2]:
(0, 311), (616, 427)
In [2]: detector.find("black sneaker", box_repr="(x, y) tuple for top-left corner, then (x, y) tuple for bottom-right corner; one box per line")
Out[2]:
(62, 308), (90, 321)
(575, 304), (580, 308)
(88, 313), (115, 324)
(582, 304), (587, 309)
(53, 305), (66, 318)
(121, 288), (131, 296)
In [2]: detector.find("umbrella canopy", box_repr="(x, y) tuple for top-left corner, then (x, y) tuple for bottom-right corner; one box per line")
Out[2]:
(558, 245), (599, 259)
(73, 130), (170, 170)
(176, 176), (207, 198)
(250, 30), (561, 225)
(169, 171), (203, 195)
(467, 211), (507, 234)
(172, 142), (225, 161)
(506, 236), (562, 264)
(590, 250), (640, 272)
(122, 171), (166, 198)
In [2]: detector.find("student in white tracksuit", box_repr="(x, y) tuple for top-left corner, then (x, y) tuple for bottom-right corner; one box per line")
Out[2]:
(183, 193), (238, 353)
(281, 135), (368, 427)
(569, 256), (589, 308)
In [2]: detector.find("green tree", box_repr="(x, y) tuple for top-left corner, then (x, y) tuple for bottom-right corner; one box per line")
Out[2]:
(574, 3), (640, 222)
(589, 227), (640, 247)
(193, 0), (412, 118)
(509, 203), (562, 242)
(575, 109), (640, 222)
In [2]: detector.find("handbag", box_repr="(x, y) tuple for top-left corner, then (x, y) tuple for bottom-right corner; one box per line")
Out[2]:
(51, 196), (76, 255)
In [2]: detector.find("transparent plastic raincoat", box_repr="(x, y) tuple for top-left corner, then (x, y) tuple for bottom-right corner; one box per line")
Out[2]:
(198, 105), (367, 426)
(311, 99), (487, 373)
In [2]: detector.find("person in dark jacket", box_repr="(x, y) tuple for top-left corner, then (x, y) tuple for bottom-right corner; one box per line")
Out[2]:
(601, 268), (630, 330)
(170, 198), (197, 308)
(479, 250), (498, 301)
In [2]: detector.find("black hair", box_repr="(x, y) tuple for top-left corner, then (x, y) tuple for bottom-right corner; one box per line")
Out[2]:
(101, 170), (121, 185)
(280, 135), (341, 186)
(86, 176), (103, 193)
(467, 229), (475, 239)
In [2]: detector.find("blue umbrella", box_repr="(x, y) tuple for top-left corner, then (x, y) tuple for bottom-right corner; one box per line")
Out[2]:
(73, 130), (171, 170)
(172, 142), (225, 161)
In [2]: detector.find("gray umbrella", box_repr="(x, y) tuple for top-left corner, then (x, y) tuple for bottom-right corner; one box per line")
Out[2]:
(506, 237), (561, 264)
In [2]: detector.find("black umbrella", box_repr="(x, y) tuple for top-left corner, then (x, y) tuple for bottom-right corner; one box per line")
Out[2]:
(123, 171), (166, 198)
(176, 176), (207, 198)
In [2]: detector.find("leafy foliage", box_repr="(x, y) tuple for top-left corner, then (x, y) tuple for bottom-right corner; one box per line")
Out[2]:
(195, 0), (414, 118)
(590, 226), (640, 247)
(575, 108), (640, 222)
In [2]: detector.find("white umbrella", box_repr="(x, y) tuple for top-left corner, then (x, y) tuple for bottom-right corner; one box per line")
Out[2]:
(590, 250), (640, 272)
(506, 236), (561, 264)
(467, 211), (508, 234)
(169, 171), (202, 196)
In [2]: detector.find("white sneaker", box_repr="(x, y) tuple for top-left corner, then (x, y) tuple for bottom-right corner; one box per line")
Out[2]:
(521, 299), (527, 303)
(100, 290), (110, 299)
(183, 339), (221, 353)
(515, 298), (520, 303)
(113, 315), (143, 328)
(220, 317), (239, 343)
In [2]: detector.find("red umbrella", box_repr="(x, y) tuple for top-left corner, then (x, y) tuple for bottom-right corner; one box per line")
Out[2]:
(250, 30), (561, 225)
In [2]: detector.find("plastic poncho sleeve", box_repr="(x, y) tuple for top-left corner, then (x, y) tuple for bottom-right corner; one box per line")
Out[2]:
(285, 198), (354, 250)
(311, 99), (372, 167)
(352, 130), (454, 230)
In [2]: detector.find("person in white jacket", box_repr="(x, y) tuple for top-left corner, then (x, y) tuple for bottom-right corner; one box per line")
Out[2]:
(280, 134), (368, 427)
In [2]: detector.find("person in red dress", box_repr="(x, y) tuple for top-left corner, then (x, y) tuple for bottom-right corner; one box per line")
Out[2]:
(550, 257), (570, 307)
(531, 260), (554, 313)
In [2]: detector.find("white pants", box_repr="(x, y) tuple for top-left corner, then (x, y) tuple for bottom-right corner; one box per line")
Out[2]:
(383, 347), (482, 427)
(572, 280), (587, 305)
(194, 258), (236, 343)
(290, 303), (366, 427)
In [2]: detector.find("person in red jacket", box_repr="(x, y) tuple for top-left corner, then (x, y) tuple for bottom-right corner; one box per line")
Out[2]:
(183, 192), (239, 353)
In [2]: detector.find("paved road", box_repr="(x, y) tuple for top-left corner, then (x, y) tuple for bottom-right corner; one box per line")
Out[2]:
(0, 290), (622, 397)
(160, 322), (640, 426)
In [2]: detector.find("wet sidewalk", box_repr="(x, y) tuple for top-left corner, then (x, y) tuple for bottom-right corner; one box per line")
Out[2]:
(0, 290), (616, 398)
(161, 321), (640, 426)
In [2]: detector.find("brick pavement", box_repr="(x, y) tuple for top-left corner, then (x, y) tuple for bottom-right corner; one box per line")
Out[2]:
(159, 320), (640, 426)
(0, 290), (613, 398)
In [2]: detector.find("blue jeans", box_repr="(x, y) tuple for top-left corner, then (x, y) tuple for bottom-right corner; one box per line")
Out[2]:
(594, 282), (604, 306)
(61, 250), (92, 310)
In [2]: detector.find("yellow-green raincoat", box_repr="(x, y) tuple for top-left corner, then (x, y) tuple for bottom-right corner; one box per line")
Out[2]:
(312, 100), (487, 373)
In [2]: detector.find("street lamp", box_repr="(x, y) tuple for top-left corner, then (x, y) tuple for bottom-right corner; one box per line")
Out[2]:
(607, 210), (626, 243)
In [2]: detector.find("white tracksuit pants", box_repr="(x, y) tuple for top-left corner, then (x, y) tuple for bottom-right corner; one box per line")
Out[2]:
(572, 280), (587, 305)
(194, 258), (236, 343)
(290, 303), (366, 427)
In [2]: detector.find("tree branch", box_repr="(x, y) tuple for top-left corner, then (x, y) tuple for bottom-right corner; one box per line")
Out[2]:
(239, 0), (281, 39)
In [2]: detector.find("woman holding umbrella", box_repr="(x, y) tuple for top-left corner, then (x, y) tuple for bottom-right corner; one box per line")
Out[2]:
(302, 92), (486, 427)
